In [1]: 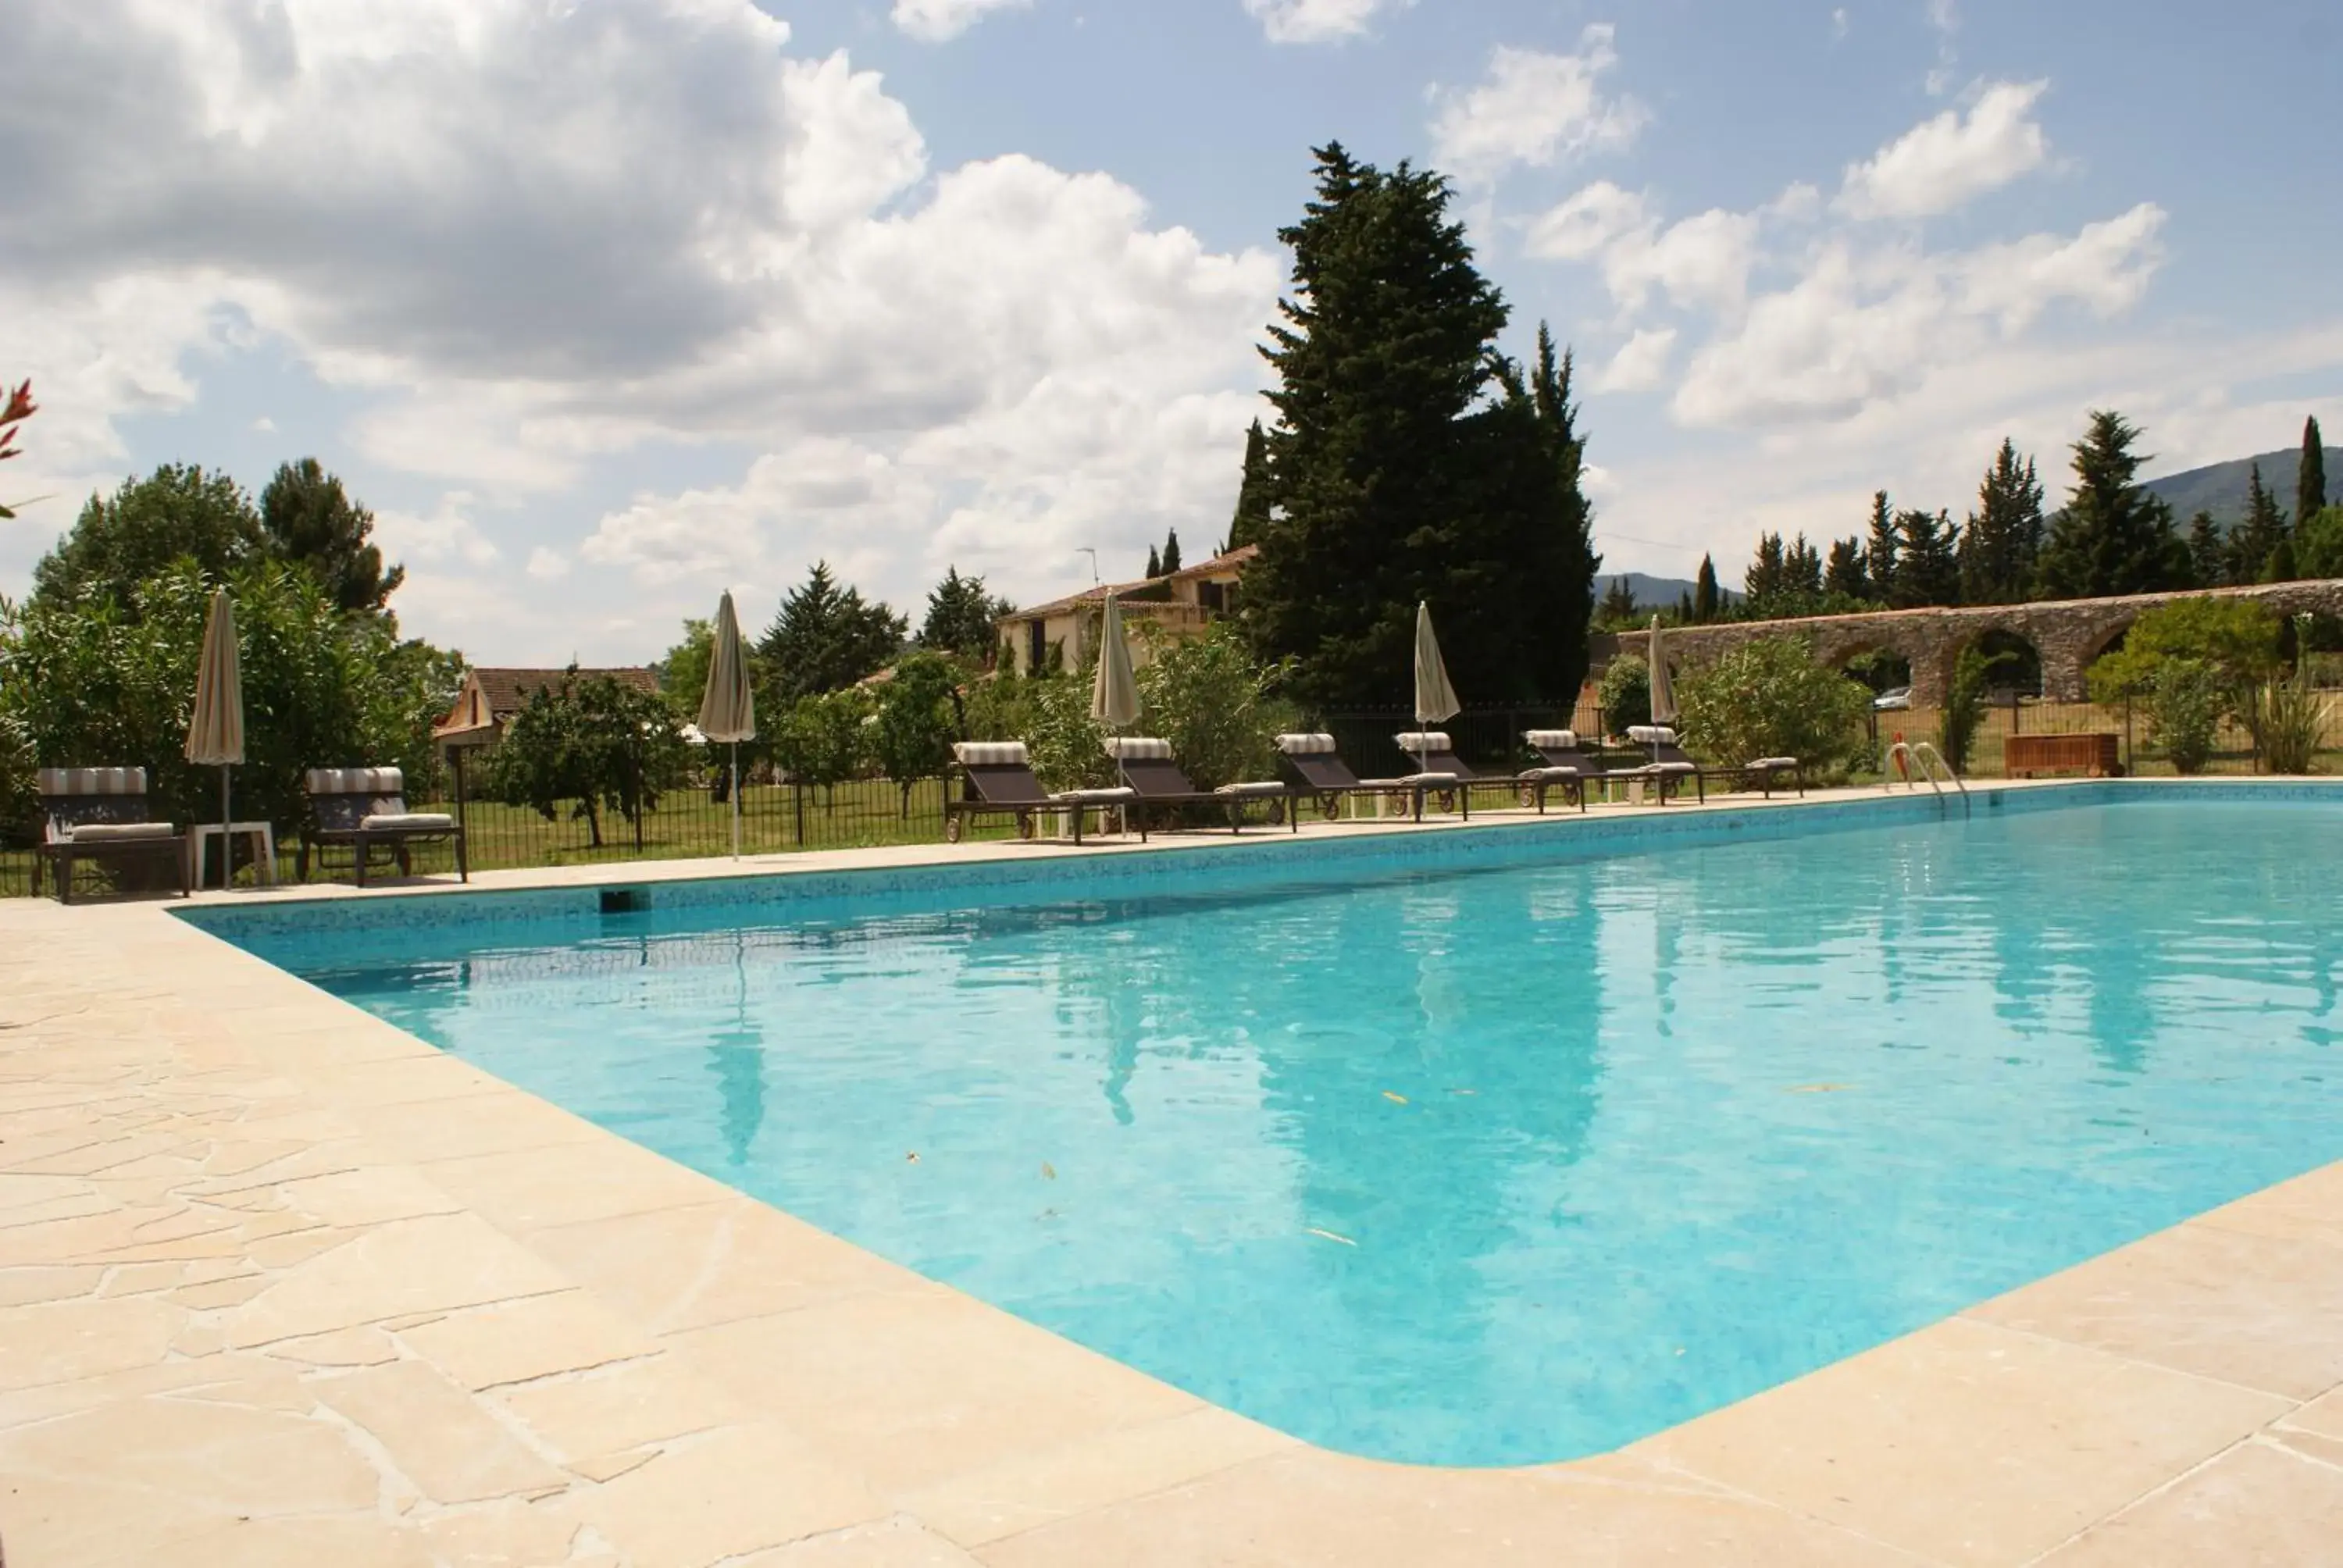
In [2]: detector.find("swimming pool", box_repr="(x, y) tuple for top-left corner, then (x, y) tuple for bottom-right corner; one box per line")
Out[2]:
(188, 786), (2343, 1466)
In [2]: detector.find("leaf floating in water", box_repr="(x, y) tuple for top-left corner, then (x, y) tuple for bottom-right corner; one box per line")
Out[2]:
(905, 1151), (921, 1163)
(1788, 1083), (1853, 1094)
(1040, 1161), (1057, 1180)
(1306, 1227), (1357, 1247)
(1382, 1091), (1408, 1105)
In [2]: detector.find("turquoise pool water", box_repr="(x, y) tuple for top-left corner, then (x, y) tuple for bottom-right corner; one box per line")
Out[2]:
(200, 791), (2343, 1466)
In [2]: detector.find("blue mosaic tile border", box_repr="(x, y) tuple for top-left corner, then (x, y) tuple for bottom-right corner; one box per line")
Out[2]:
(174, 779), (2343, 950)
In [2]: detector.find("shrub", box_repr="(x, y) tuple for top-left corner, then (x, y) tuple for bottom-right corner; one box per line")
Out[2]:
(2245, 620), (2331, 775)
(2144, 658), (2225, 774)
(1939, 643), (2011, 775)
(1675, 636), (1871, 777)
(1598, 654), (1651, 739)
(1132, 625), (1294, 790)
(2087, 597), (2284, 706)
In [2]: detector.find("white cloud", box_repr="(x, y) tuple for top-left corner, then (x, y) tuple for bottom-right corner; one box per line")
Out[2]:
(1837, 80), (2050, 219)
(526, 546), (571, 580)
(1831, 8), (1849, 41)
(1243, 0), (1404, 45)
(1427, 27), (1646, 186)
(1525, 184), (1760, 317)
(890, 0), (1031, 44)
(1593, 328), (1677, 394)
(251, 415), (276, 433)
(375, 493), (500, 568)
(0, 0), (1282, 656)
(1672, 204), (2166, 428)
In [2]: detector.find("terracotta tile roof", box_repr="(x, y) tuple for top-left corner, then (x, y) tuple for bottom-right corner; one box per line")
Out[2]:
(1001, 544), (1258, 623)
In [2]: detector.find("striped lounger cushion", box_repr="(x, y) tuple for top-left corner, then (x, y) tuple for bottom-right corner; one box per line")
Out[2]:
(954, 741), (1030, 767)
(1275, 733), (1338, 754)
(1101, 736), (1174, 760)
(38, 767), (150, 796)
(1524, 730), (1578, 750)
(306, 767), (406, 794)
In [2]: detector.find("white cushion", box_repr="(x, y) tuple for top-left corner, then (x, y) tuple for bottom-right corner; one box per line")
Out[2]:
(38, 767), (148, 796)
(1627, 725), (1679, 745)
(1392, 732), (1453, 753)
(1749, 756), (1799, 770)
(1524, 729), (1578, 750)
(362, 811), (455, 831)
(1051, 786), (1139, 804)
(307, 766), (405, 794)
(1362, 771), (1460, 788)
(1214, 779), (1288, 796)
(1518, 764), (1585, 781)
(65, 821), (177, 843)
(1102, 736), (1174, 760)
(1275, 732), (1337, 755)
(954, 741), (1030, 767)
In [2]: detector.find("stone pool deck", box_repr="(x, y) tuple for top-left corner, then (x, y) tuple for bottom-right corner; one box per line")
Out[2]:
(1, 782), (2338, 1566)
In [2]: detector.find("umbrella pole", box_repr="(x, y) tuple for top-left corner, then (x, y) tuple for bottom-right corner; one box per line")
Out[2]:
(219, 765), (232, 890)
(729, 743), (740, 859)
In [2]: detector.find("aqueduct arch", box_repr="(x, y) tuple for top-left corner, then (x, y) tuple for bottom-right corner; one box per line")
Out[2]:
(1618, 579), (2343, 705)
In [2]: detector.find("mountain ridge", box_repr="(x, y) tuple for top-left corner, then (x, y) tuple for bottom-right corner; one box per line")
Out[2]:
(2141, 446), (2339, 529)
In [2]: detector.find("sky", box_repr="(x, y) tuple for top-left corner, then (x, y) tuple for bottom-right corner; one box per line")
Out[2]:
(5, 0), (2341, 665)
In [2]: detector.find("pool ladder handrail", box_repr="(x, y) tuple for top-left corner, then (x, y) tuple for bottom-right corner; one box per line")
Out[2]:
(1885, 740), (1967, 795)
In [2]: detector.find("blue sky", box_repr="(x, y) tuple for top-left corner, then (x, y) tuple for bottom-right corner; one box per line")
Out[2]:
(5, 0), (2338, 664)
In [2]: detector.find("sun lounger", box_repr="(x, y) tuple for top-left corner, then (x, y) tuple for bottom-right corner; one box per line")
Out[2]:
(1104, 737), (1287, 835)
(304, 768), (467, 886)
(944, 741), (1138, 845)
(1386, 731), (1531, 818)
(32, 767), (191, 903)
(1623, 727), (1803, 803)
(1514, 729), (1610, 814)
(1273, 733), (1455, 825)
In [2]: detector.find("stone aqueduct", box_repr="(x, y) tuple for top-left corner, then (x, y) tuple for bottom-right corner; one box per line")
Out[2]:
(1614, 579), (2343, 707)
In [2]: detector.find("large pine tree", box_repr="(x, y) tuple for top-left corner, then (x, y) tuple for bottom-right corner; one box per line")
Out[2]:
(1225, 419), (1273, 550)
(1823, 536), (1870, 600)
(1243, 145), (1596, 706)
(2298, 415), (2327, 538)
(1956, 439), (2043, 604)
(1893, 508), (1960, 607)
(2185, 511), (2226, 588)
(259, 458), (405, 615)
(2224, 462), (2290, 585)
(2034, 410), (2188, 600)
(760, 561), (908, 700)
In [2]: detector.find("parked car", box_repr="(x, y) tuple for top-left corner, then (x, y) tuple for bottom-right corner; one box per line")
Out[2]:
(1872, 686), (1911, 711)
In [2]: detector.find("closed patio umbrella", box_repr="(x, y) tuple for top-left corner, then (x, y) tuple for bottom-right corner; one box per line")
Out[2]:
(1091, 592), (1141, 732)
(184, 587), (244, 889)
(1412, 600), (1460, 772)
(697, 591), (757, 858)
(1646, 613), (1678, 757)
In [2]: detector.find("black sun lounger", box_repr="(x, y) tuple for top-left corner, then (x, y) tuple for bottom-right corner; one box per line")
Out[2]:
(32, 767), (190, 903)
(1104, 737), (1287, 834)
(944, 742), (1139, 844)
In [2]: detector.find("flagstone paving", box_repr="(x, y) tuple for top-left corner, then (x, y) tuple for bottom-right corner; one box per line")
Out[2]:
(2, 789), (2338, 1565)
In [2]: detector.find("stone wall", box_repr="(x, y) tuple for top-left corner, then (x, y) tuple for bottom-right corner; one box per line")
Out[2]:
(1616, 579), (2343, 705)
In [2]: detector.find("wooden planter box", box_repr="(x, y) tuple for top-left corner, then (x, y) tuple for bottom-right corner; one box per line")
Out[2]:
(2005, 732), (2120, 778)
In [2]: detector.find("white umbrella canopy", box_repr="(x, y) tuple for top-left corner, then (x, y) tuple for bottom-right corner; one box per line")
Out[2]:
(185, 588), (244, 887)
(697, 592), (757, 857)
(1091, 593), (1141, 731)
(1646, 613), (1678, 743)
(1412, 601), (1461, 771)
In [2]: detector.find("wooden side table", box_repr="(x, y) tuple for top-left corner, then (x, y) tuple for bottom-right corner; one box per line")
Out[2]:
(189, 821), (278, 890)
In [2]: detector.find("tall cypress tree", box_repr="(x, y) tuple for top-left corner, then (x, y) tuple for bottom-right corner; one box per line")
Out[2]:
(1160, 529), (1182, 576)
(1863, 490), (1899, 603)
(1692, 554), (1720, 621)
(2035, 410), (2188, 600)
(1744, 533), (1788, 603)
(1957, 438), (2042, 604)
(2298, 415), (2327, 539)
(1245, 144), (1592, 705)
(1226, 419), (1273, 550)
(1144, 544), (1161, 579)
